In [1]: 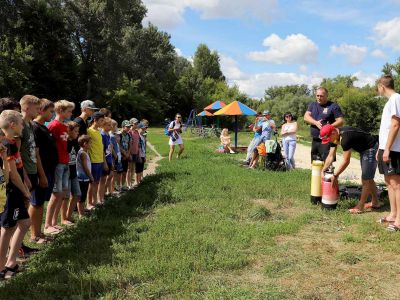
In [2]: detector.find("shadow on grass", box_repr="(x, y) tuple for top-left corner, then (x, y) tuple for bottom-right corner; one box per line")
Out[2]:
(0, 172), (177, 299)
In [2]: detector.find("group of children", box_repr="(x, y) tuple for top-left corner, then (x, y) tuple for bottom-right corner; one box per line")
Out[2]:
(0, 96), (148, 279)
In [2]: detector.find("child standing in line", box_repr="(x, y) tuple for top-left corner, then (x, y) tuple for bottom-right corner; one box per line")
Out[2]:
(76, 135), (94, 218)
(110, 120), (122, 194)
(64, 121), (81, 224)
(99, 117), (113, 202)
(87, 112), (106, 209)
(128, 118), (139, 189)
(32, 99), (58, 243)
(0, 110), (31, 279)
(135, 123), (147, 184)
(119, 120), (131, 191)
(45, 100), (74, 235)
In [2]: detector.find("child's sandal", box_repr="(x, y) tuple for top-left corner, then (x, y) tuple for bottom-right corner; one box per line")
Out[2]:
(4, 264), (19, 279)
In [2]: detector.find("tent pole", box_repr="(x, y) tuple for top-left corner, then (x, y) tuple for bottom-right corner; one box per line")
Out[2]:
(235, 115), (238, 148)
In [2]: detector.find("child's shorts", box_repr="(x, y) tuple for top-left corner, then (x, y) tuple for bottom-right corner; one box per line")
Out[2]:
(34, 170), (55, 206)
(102, 161), (113, 176)
(91, 163), (103, 182)
(121, 159), (129, 172)
(1, 184), (30, 228)
(114, 159), (123, 174)
(78, 181), (89, 203)
(135, 158), (146, 174)
(65, 177), (82, 199)
(53, 164), (69, 193)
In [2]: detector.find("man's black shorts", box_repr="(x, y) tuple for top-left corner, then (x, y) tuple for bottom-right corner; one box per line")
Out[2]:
(378, 149), (400, 176)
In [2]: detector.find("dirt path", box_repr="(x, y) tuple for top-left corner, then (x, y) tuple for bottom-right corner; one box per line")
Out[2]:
(144, 142), (163, 177)
(294, 143), (384, 183)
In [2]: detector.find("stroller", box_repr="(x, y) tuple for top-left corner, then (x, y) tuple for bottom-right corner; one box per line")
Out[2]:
(263, 135), (288, 171)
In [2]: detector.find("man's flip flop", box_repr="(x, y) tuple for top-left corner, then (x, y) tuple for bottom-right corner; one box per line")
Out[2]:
(377, 217), (395, 224)
(387, 224), (400, 232)
(364, 203), (382, 209)
(348, 208), (363, 214)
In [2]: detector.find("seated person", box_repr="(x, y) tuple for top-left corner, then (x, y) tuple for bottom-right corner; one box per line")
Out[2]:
(320, 124), (379, 214)
(220, 128), (235, 154)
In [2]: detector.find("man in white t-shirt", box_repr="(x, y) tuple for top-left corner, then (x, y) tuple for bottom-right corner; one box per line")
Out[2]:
(377, 75), (400, 231)
(168, 113), (185, 161)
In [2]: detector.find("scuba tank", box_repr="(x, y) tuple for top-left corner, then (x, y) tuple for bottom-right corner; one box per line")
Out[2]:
(310, 160), (324, 204)
(321, 166), (339, 209)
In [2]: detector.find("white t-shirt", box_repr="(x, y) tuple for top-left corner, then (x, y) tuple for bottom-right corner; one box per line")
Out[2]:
(379, 93), (400, 151)
(169, 121), (182, 139)
(282, 122), (297, 141)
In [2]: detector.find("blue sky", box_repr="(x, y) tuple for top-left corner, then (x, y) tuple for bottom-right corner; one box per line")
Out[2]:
(143, 0), (400, 98)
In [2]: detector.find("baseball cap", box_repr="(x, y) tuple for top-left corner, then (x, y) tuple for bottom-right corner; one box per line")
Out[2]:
(320, 124), (335, 144)
(130, 118), (139, 125)
(81, 100), (99, 110)
(137, 122), (147, 129)
(92, 112), (105, 120)
(122, 120), (131, 127)
(262, 110), (270, 116)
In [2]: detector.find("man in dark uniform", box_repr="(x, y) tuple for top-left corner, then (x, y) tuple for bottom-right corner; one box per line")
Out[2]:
(304, 87), (344, 161)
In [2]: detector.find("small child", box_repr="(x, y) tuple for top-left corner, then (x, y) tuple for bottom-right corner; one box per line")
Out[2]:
(87, 112), (106, 209)
(99, 117), (113, 202)
(76, 135), (94, 217)
(220, 128), (235, 154)
(128, 118), (139, 188)
(110, 120), (122, 194)
(64, 121), (81, 224)
(135, 123), (147, 184)
(119, 120), (131, 190)
(0, 110), (31, 279)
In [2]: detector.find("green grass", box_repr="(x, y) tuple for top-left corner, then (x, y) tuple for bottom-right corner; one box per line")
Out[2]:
(1, 128), (400, 299)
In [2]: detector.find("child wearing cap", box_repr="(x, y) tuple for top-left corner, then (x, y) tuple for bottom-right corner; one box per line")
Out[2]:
(119, 120), (131, 190)
(74, 100), (99, 136)
(87, 112), (106, 209)
(110, 119), (123, 194)
(128, 118), (139, 189)
(135, 123), (147, 184)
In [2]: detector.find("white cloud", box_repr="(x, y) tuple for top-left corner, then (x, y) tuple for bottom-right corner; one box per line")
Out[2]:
(371, 49), (386, 59)
(221, 55), (322, 98)
(175, 48), (183, 56)
(220, 55), (245, 80)
(330, 43), (368, 65)
(248, 34), (319, 65)
(142, 0), (277, 29)
(373, 17), (400, 51)
(352, 71), (379, 88)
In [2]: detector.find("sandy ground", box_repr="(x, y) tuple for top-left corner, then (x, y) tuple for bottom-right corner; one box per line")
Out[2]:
(294, 143), (384, 183)
(144, 142), (163, 177)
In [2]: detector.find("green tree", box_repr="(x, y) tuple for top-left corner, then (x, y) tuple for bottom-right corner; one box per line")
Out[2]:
(264, 84), (310, 100)
(193, 44), (224, 81)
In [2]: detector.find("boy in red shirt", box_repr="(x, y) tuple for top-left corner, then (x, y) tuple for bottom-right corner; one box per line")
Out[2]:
(44, 100), (74, 235)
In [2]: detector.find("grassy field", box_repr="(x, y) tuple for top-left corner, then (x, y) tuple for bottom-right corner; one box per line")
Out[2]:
(1, 128), (400, 299)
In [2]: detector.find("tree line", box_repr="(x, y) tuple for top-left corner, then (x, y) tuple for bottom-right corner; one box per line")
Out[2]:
(1, 0), (399, 129)
(0, 0), (245, 123)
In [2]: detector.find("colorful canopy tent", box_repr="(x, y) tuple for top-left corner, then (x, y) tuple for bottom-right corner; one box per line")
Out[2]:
(197, 110), (214, 117)
(214, 101), (257, 148)
(204, 100), (226, 112)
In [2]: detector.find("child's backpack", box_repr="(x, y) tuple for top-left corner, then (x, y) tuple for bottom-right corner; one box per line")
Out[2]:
(164, 121), (175, 136)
